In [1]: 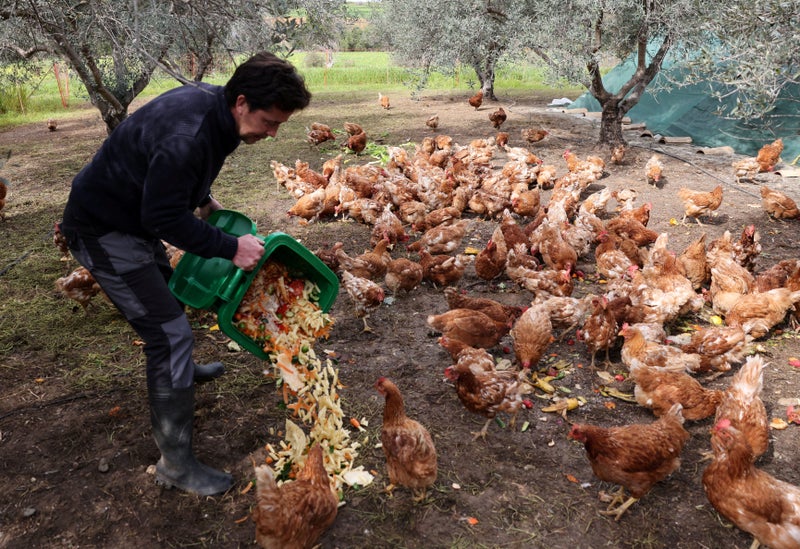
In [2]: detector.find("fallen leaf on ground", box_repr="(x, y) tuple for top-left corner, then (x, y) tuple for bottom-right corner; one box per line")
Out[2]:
(771, 417), (789, 430)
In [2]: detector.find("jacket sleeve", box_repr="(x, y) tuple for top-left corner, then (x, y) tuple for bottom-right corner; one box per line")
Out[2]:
(140, 135), (237, 259)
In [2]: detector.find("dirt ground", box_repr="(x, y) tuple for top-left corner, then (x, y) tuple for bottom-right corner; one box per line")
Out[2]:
(2, 88), (800, 549)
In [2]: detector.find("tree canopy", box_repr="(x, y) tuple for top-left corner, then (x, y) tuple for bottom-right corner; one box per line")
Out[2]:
(0, 0), (347, 132)
(375, 0), (799, 147)
(377, 0), (530, 100)
(2, 0), (796, 145)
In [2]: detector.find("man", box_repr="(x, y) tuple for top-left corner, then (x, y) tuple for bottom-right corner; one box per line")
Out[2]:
(60, 52), (311, 496)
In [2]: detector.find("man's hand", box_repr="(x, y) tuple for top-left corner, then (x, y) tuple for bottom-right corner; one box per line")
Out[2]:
(195, 197), (223, 220)
(232, 234), (265, 271)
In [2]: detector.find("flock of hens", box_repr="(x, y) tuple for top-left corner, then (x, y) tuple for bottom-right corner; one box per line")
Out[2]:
(44, 89), (800, 548)
(261, 88), (800, 548)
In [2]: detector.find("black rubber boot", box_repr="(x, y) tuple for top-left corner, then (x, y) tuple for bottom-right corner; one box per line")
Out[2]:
(193, 361), (225, 383)
(148, 386), (233, 496)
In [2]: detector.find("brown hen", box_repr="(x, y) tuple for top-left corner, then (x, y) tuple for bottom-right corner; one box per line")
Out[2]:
(677, 233), (710, 290)
(375, 377), (437, 501)
(645, 154), (663, 186)
(511, 187), (541, 218)
(629, 363), (723, 421)
(714, 355), (768, 460)
(509, 304), (553, 370)
(760, 185), (799, 220)
(334, 239), (390, 280)
(424, 206), (462, 230)
(538, 220), (578, 273)
(495, 131), (509, 147)
(55, 266), (105, 312)
(417, 250), (469, 287)
(406, 218), (469, 254)
(619, 323), (702, 374)
(755, 137), (783, 172)
(344, 130), (367, 155)
(253, 443), (338, 549)
(754, 258), (800, 293)
(675, 324), (747, 374)
(605, 216), (659, 247)
(568, 403), (689, 521)
(618, 201), (652, 227)
(371, 205), (408, 247)
(521, 128), (549, 143)
(427, 308), (510, 358)
(443, 286), (523, 326)
(499, 209), (529, 252)
(676, 184), (723, 225)
(474, 229), (508, 281)
(725, 288), (800, 339)
(341, 270), (385, 332)
(732, 157), (760, 183)
(444, 353), (532, 439)
(703, 418), (800, 549)
(489, 107), (507, 129)
(384, 258), (423, 295)
(306, 122), (336, 146)
(425, 115), (439, 131)
(581, 295), (618, 369)
(594, 232), (640, 280)
(287, 187), (327, 221)
(468, 90), (483, 110)
(53, 222), (71, 262)
(539, 294), (596, 341)
(506, 246), (573, 297)
(732, 224), (761, 272)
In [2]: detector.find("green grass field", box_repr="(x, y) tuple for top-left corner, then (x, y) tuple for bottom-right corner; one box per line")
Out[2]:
(0, 51), (580, 129)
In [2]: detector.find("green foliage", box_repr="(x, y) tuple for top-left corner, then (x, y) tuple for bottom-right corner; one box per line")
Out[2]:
(339, 26), (380, 52)
(0, 51), (576, 129)
(303, 51), (328, 68)
(344, 2), (381, 19)
(0, 60), (51, 115)
(0, 84), (29, 115)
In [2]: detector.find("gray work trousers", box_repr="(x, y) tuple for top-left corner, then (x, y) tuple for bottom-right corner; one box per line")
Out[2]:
(64, 229), (196, 390)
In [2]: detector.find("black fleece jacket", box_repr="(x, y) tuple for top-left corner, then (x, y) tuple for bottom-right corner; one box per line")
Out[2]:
(62, 82), (240, 260)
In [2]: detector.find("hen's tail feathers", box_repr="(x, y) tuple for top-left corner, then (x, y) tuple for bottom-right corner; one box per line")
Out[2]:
(731, 355), (766, 398)
(254, 465), (277, 498)
(665, 402), (685, 424)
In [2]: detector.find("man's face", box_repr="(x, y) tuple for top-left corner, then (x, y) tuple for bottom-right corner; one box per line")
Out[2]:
(232, 95), (293, 144)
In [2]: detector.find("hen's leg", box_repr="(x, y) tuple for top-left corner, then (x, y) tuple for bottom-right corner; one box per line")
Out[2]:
(508, 412), (517, 429)
(361, 315), (374, 333)
(600, 485), (626, 509)
(603, 346), (613, 369)
(558, 318), (582, 342)
(471, 418), (493, 441)
(411, 487), (428, 503)
(600, 495), (638, 521)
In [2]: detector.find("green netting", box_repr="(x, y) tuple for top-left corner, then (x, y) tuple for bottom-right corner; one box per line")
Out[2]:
(571, 54), (800, 163)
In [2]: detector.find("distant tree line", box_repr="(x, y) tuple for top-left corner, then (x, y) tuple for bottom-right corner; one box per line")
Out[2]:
(1, 0), (796, 146)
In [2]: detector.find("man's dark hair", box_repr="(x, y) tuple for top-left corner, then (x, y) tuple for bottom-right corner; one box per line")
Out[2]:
(224, 52), (311, 112)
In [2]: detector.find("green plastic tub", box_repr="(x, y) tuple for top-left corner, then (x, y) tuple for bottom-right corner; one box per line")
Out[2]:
(169, 210), (339, 359)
